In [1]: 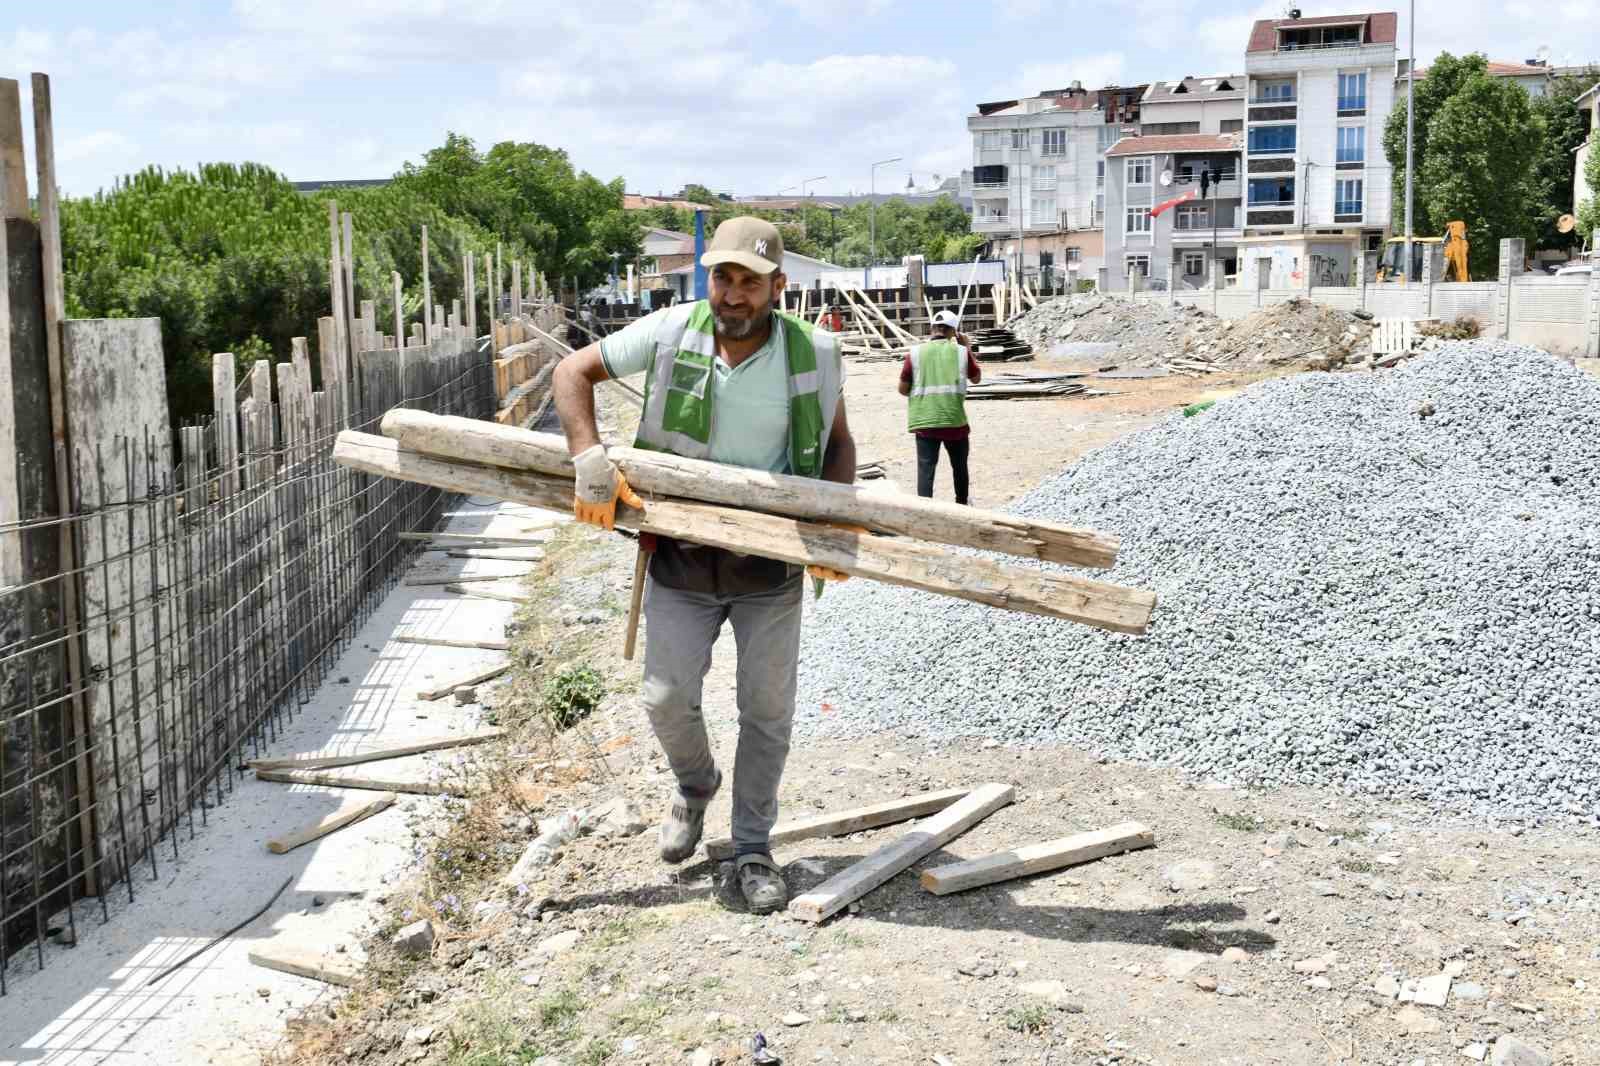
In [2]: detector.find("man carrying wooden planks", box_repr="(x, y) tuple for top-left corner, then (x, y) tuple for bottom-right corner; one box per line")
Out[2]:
(898, 310), (981, 504)
(552, 217), (857, 913)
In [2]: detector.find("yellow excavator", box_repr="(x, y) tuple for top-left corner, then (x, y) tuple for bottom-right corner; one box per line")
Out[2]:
(1375, 220), (1469, 283)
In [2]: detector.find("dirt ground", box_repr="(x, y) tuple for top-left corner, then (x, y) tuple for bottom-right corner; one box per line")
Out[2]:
(279, 358), (1599, 1066)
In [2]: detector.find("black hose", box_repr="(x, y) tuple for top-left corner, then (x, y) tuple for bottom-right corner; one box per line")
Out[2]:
(145, 874), (295, 986)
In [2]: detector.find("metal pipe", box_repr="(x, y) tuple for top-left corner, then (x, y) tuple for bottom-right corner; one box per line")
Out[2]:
(1404, 0), (1416, 284)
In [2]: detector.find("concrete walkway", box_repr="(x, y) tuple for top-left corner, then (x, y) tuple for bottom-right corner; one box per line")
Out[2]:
(0, 499), (562, 1066)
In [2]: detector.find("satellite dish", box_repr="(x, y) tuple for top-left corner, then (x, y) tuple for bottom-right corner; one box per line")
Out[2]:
(1558, 214), (1576, 234)
(1159, 170), (1174, 187)
(1535, 45), (1552, 64)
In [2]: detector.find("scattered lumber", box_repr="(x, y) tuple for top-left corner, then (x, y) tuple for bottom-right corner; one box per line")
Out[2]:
(919, 821), (1155, 896)
(970, 327), (1032, 362)
(380, 410), (1119, 570)
(267, 793), (396, 854)
(401, 531), (549, 547)
(967, 380), (1087, 400)
(254, 768), (454, 795)
(406, 572), (532, 586)
(248, 945), (361, 987)
(417, 665), (509, 701)
(393, 635), (510, 651)
(705, 786), (973, 861)
(447, 548), (545, 562)
(249, 730), (506, 771)
(442, 584), (533, 604)
(787, 783), (1016, 923)
(335, 433), (1155, 634)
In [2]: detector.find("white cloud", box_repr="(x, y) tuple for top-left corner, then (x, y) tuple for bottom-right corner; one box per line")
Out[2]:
(57, 130), (137, 164)
(121, 83), (237, 115)
(1016, 53), (1127, 98)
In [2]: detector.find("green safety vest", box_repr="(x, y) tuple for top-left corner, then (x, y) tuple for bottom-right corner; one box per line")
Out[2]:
(906, 339), (969, 432)
(634, 301), (827, 478)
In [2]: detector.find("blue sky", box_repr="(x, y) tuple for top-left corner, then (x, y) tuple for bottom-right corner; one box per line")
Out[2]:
(4, 0), (1597, 200)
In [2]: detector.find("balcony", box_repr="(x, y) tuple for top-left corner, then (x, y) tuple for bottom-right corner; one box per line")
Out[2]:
(1337, 96), (1367, 112)
(972, 215), (1012, 233)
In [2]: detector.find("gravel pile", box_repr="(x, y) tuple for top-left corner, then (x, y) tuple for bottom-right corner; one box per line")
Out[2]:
(1011, 293), (1372, 370)
(797, 342), (1600, 823)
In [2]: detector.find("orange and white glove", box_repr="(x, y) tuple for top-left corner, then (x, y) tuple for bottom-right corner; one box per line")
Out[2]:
(572, 445), (642, 531)
(807, 523), (869, 585)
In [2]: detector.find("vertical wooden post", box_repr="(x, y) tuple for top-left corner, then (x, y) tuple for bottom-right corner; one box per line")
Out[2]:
(487, 252), (498, 357)
(341, 212), (356, 328)
(212, 353), (239, 496)
(421, 225), (432, 345)
(327, 202), (350, 427)
(359, 299), (376, 354)
(289, 337), (314, 455)
(392, 271), (404, 350)
(316, 318), (341, 424)
(464, 252), (476, 339)
(451, 299), (462, 341)
(512, 260), (522, 320)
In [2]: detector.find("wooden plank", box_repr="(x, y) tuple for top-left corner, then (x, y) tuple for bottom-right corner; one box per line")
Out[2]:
(622, 543), (648, 661)
(705, 787), (973, 861)
(417, 664), (509, 701)
(336, 434), (1152, 634)
(267, 792), (396, 853)
(405, 571), (532, 586)
(254, 768), (455, 795)
(919, 821), (1156, 896)
(393, 635), (509, 651)
(249, 729), (505, 771)
(441, 584), (533, 605)
(399, 530), (550, 547)
(249, 945), (361, 987)
(446, 548), (545, 562)
(788, 783), (1016, 923)
(380, 411), (1118, 569)
(0, 78), (26, 218)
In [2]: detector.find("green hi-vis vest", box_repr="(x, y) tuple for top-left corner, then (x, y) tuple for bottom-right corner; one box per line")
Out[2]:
(634, 301), (827, 477)
(906, 339), (969, 432)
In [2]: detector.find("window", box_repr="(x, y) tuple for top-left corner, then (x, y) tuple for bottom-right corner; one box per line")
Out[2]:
(1337, 125), (1365, 163)
(1128, 157), (1152, 185)
(1011, 128), (1030, 149)
(979, 131), (1004, 150)
(1096, 160), (1105, 187)
(1125, 206), (1152, 234)
(1249, 176), (1295, 206)
(1125, 254), (1151, 277)
(1335, 178), (1363, 216)
(1175, 203), (1210, 230)
(1065, 247), (1082, 264)
(1248, 125), (1296, 154)
(1141, 121), (1201, 136)
(1098, 125), (1120, 151)
(1033, 164), (1057, 190)
(1221, 118), (1244, 132)
(976, 203), (1008, 222)
(1030, 196), (1056, 224)
(1254, 79), (1295, 102)
(1338, 72), (1367, 111)
(1183, 251), (1206, 276)
(1041, 128), (1068, 156)
(971, 164), (1007, 187)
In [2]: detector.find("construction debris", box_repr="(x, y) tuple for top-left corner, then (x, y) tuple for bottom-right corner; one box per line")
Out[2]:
(969, 326), (1032, 362)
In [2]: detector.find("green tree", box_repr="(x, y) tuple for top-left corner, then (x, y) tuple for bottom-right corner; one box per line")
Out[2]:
(1384, 52), (1490, 238)
(1531, 69), (1600, 250)
(1417, 73), (1541, 279)
(1579, 140), (1600, 240)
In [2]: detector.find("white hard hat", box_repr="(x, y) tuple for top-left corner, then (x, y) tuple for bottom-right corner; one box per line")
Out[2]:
(932, 310), (960, 330)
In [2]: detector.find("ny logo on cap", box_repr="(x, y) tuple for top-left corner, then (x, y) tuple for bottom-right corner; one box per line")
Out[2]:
(754, 239), (769, 256)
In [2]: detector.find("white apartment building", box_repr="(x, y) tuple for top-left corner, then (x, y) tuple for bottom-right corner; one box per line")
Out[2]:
(962, 83), (1145, 284)
(1240, 11), (1398, 288)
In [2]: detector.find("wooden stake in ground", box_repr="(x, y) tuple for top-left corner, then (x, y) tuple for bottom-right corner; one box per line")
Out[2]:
(622, 543), (650, 661)
(705, 786), (974, 861)
(248, 945), (361, 987)
(254, 769), (455, 795)
(919, 821), (1155, 895)
(416, 664), (509, 701)
(336, 434), (1153, 634)
(267, 793), (397, 854)
(248, 729), (506, 771)
(788, 783), (1015, 923)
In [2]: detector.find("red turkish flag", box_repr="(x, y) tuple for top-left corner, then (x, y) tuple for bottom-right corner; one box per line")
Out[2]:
(1150, 188), (1199, 219)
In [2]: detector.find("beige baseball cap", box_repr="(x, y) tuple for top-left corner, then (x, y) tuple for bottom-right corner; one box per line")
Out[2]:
(700, 216), (784, 275)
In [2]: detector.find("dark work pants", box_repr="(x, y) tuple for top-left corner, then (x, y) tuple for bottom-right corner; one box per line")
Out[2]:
(916, 435), (971, 504)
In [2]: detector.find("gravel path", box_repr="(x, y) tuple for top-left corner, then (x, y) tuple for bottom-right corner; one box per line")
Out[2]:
(797, 343), (1600, 824)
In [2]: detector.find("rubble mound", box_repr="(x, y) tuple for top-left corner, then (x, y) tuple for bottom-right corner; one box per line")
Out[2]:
(797, 342), (1600, 824)
(1011, 294), (1373, 370)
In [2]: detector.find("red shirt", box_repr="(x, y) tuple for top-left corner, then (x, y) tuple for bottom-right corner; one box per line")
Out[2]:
(901, 346), (982, 440)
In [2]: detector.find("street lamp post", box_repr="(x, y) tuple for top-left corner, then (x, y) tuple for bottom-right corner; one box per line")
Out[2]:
(868, 156), (903, 286)
(800, 175), (827, 197)
(1403, 0), (1415, 283)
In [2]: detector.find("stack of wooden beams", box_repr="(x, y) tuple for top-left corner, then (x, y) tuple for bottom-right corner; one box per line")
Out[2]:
(333, 411), (1158, 634)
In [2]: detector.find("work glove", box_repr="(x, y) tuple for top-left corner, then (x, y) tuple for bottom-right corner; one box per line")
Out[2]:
(807, 523), (868, 597)
(572, 445), (642, 531)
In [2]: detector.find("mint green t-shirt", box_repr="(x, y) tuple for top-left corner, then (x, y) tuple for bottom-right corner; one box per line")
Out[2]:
(599, 305), (844, 474)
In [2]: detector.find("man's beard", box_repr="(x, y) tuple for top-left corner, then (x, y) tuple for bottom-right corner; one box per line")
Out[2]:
(714, 304), (770, 340)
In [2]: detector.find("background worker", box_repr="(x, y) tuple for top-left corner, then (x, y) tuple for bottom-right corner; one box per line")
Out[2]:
(551, 217), (856, 914)
(899, 309), (981, 504)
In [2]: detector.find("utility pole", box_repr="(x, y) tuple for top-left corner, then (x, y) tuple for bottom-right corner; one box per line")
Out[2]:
(1404, 0), (1416, 283)
(868, 156), (902, 287)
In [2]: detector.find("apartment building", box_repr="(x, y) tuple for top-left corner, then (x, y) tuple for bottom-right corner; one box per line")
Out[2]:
(962, 83), (1146, 285)
(1239, 11), (1398, 288)
(1103, 76), (1246, 290)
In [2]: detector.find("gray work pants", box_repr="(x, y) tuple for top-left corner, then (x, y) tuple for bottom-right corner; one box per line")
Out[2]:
(641, 572), (803, 857)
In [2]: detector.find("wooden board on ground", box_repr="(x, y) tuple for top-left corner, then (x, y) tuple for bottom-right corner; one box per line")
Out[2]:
(254, 768), (456, 795)
(401, 531), (548, 547)
(447, 549), (545, 562)
(919, 821), (1155, 896)
(405, 571), (532, 586)
(248, 945), (362, 986)
(442, 584), (532, 605)
(417, 665), (509, 702)
(393, 636), (510, 651)
(787, 783), (1016, 923)
(267, 793), (396, 854)
(249, 729), (505, 771)
(705, 787), (973, 861)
